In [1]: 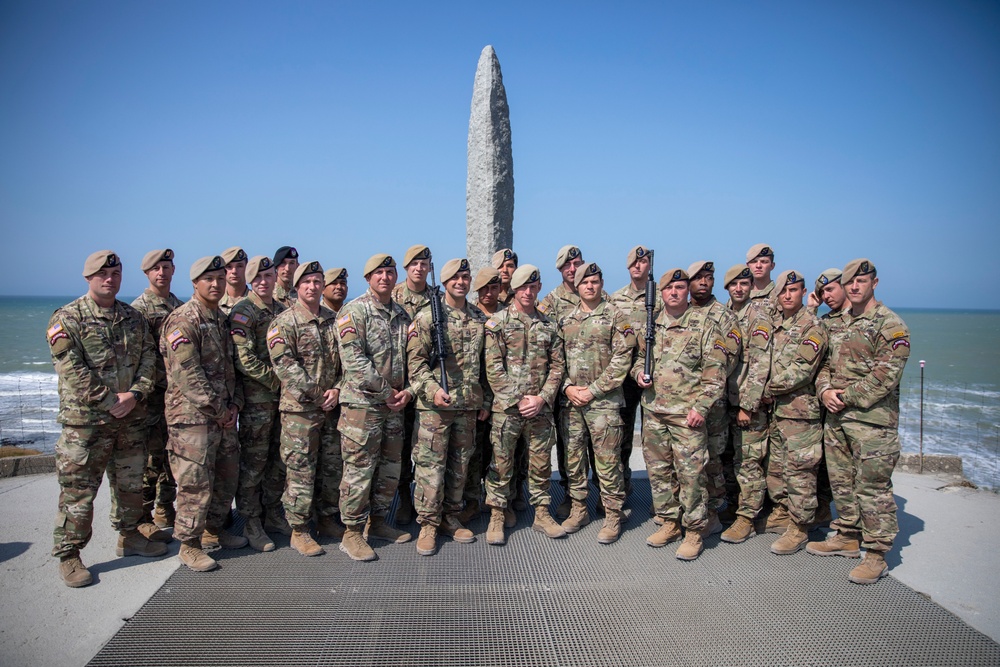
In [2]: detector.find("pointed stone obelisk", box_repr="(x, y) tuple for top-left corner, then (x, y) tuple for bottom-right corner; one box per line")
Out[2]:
(466, 45), (514, 275)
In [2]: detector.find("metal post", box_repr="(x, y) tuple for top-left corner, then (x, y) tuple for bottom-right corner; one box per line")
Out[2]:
(919, 360), (925, 474)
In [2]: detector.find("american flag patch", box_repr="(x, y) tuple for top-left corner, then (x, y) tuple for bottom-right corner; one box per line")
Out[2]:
(167, 329), (185, 344)
(266, 326), (281, 340)
(231, 312), (250, 325)
(338, 313), (353, 327)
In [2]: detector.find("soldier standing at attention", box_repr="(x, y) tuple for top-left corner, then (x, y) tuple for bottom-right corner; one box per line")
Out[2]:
(483, 265), (566, 545)
(218, 246), (249, 316)
(559, 262), (636, 543)
(491, 248), (518, 307)
(268, 261), (344, 557)
(746, 244), (777, 305)
(49, 251), (166, 587)
(808, 259), (909, 585)
(761, 271), (828, 555)
(336, 254), (414, 561)
(633, 268), (727, 561)
(408, 259), (487, 555)
(272, 246), (299, 307)
(391, 244), (433, 525)
(323, 267), (349, 315)
(162, 256), (248, 572)
(231, 256), (287, 551)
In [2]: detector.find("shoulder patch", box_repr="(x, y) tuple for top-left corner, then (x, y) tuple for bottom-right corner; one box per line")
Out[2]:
(47, 321), (71, 353)
(406, 321), (418, 341)
(727, 328), (742, 346)
(231, 312), (250, 325)
(713, 339), (727, 353)
(166, 328), (191, 351)
(536, 302), (549, 315)
(621, 324), (636, 339)
(751, 325), (770, 342)
(266, 325), (286, 349)
(337, 312), (353, 327)
(230, 327), (247, 340)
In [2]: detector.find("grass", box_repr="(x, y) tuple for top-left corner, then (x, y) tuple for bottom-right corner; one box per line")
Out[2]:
(0, 445), (43, 458)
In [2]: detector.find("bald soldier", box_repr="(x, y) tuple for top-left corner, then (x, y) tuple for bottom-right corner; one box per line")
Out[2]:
(491, 248), (518, 307)
(323, 267), (349, 316)
(272, 246), (299, 308)
(49, 251), (165, 587)
(218, 246), (249, 316)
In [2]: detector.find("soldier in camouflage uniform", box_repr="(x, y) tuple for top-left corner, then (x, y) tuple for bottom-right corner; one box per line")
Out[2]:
(272, 246), (299, 307)
(218, 246), (249, 316)
(483, 265), (566, 545)
(336, 253), (414, 561)
(323, 267), (349, 315)
(269, 261), (344, 557)
(408, 259), (489, 556)
(49, 250), (166, 588)
(808, 259), (910, 585)
(162, 256), (248, 573)
(632, 268), (727, 561)
(559, 262), (636, 543)
(491, 248), (518, 308)
(746, 243), (777, 306)
(231, 255), (287, 552)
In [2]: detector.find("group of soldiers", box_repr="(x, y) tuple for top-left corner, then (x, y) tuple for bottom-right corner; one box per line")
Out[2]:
(49, 240), (909, 589)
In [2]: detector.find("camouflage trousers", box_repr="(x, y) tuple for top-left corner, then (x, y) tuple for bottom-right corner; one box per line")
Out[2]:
(619, 376), (643, 489)
(824, 414), (900, 552)
(485, 410), (556, 509)
(730, 409), (769, 520)
(400, 401), (416, 497)
(766, 415), (823, 525)
(641, 412), (708, 532)
(106, 397), (175, 529)
(560, 406), (625, 511)
(236, 402), (286, 520)
(413, 409), (477, 526)
(705, 399), (730, 512)
(338, 404), (403, 527)
(53, 420), (146, 559)
(166, 422), (239, 544)
(280, 409), (343, 527)
(463, 414), (493, 503)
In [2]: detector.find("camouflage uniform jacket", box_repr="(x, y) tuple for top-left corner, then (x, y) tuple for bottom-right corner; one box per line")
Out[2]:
(691, 297), (742, 404)
(407, 300), (489, 411)
(47, 295), (156, 426)
(816, 302), (909, 428)
(484, 307), (565, 414)
(750, 280), (775, 303)
(130, 288), (184, 391)
(392, 282), (431, 321)
(336, 289), (411, 406)
(537, 282), (580, 323)
(608, 283), (664, 335)
(230, 291), (286, 404)
(218, 286), (249, 316)
(731, 300), (773, 413)
(763, 307), (827, 420)
(630, 306), (727, 418)
(497, 287), (515, 308)
(161, 299), (243, 425)
(558, 300), (636, 410)
(274, 283), (297, 308)
(268, 301), (340, 413)
(820, 308), (851, 350)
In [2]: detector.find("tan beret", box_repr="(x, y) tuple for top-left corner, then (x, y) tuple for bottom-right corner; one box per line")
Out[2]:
(403, 244), (431, 267)
(141, 249), (174, 272)
(440, 258), (471, 283)
(687, 260), (715, 278)
(472, 267), (501, 292)
(293, 260), (323, 287)
(815, 268), (842, 294)
(774, 269), (805, 295)
(364, 254), (396, 277)
(491, 248), (517, 269)
(841, 258), (876, 284)
(324, 267), (347, 285)
(723, 264), (753, 288)
(510, 264), (541, 290)
(657, 268), (689, 290)
(746, 243), (775, 262)
(555, 245), (582, 269)
(190, 255), (225, 281)
(245, 255), (274, 284)
(83, 250), (121, 277)
(626, 245), (652, 269)
(573, 262), (603, 288)
(221, 246), (247, 265)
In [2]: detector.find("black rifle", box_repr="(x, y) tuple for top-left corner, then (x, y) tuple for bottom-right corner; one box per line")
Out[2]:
(428, 262), (449, 395)
(643, 250), (655, 384)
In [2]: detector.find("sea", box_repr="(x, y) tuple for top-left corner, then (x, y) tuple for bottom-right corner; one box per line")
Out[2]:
(2, 297), (999, 490)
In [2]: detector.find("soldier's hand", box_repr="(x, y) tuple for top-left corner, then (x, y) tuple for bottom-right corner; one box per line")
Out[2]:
(433, 388), (452, 408)
(109, 392), (136, 419)
(737, 408), (752, 428)
(387, 389), (412, 412)
(807, 292), (822, 310)
(636, 374), (652, 389)
(321, 388), (340, 411)
(219, 405), (239, 429)
(565, 386), (593, 407)
(477, 409), (490, 421)
(821, 389), (845, 413)
(518, 395), (544, 418)
(686, 408), (705, 428)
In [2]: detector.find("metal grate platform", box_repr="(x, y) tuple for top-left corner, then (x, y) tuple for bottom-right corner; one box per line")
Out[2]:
(88, 476), (1000, 667)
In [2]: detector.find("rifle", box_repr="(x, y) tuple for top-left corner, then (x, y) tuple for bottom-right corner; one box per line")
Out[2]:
(428, 262), (449, 395)
(643, 250), (655, 384)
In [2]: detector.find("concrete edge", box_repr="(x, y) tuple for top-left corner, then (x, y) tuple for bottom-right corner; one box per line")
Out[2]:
(0, 454), (56, 478)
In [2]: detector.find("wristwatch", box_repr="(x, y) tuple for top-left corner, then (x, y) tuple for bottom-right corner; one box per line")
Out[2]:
(130, 390), (144, 403)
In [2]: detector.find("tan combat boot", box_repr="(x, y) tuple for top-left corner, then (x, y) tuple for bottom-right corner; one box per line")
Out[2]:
(244, 517), (276, 552)
(457, 498), (481, 525)
(116, 530), (168, 558)
(764, 506), (790, 534)
(263, 509), (292, 536)
(291, 528), (325, 556)
(153, 504), (175, 529)
(555, 495), (572, 520)
(202, 529), (248, 552)
(59, 555), (93, 588)
(504, 507), (517, 528)
(646, 520), (682, 548)
(806, 531), (862, 558)
(179, 541), (218, 572)
(849, 550), (889, 584)
(366, 516), (412, 544)
(532, 506), (567, 539)
(486, 508), (506, 546)
(702, 511), (723, 536)
(675, 531), (704, 561)
(596, 509), (621, 545)
(339, 524), (377, 561)
(771, 521), (809, 555)
(137, 522), (172, 543)
(561, 500), (591, 534)
(317, 515), (346, 541)
(416, 524), (437, 556)
(720, 516), (755, 544)
(440, 515), (475, 543)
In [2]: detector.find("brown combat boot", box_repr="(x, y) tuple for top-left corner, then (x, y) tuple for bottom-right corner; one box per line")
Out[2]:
(291, 528), (325, 557)
(771, 521), (809, 555)
(339, 524), (376, 561)
(849, 550), (889, 584)
(504, 507), (517, 528)
(116, 530), (168, 558)
(596, 509), (621, 544)
(720, 516), (755, 544)
(263, 509), (293, 536)
(137, 522), (172, 543)
(416, 524), (437, 556)
(457, 498), (481, 525)
(806, 531), (862, 558)
(440, 515), (475, 543)
(764, 505), (790, 534)
(317, 515), (346, 541)
(366, 516), (412, 544)
(59, 555), (93, 588)
(179, 541), (218, 572)
(561, 500), (591, 534)
(202, 529), (248, 552)
(243, 517), (275, 552)
(702, 511), (723, 536)
(646, 520), (682, 548)
(532, 506), (567, 539)
(152, 504), (175, 529)
(486, 508), (506, 546)
(675, 531), (704, 560)
(555, 494), (572, 520)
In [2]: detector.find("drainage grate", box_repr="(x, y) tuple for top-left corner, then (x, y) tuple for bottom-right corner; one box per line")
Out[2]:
(88, 477), (1000, 667)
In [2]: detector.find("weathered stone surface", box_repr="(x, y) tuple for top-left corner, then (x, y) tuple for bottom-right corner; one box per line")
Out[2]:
(466, 45), (514, 275)
(0, 454), (56, 478)
(897, 453), (965, 479)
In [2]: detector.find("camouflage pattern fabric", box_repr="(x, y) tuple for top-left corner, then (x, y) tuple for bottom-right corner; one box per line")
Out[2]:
(278, 410), (342, 526)
(235, 402), (285, 519)
(730, 408), (769, 519)
(338, 405), (405, 526)
(217, 286), (248, 317)
(484, 411), (557, 509)
(642, 412), (709, 532)
(167, 423), (240, 543)
(412, 409), (477, 526)
(561, 406), (625, 510)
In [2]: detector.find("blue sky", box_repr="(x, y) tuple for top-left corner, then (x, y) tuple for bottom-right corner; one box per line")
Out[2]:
(1, 1), (998, 307)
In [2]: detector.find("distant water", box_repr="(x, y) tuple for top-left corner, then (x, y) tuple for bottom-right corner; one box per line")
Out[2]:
(2, 298), (998, 490)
